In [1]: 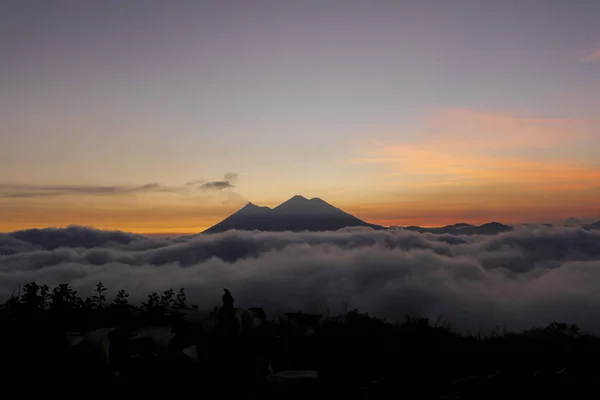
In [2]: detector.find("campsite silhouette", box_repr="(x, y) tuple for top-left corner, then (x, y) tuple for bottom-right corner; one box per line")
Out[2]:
(2, 281), (599, 398)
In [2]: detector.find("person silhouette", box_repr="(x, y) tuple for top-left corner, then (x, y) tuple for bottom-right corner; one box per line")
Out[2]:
(222, 288), (234, 309)
(215, 288), (237, 337)
(211, 289), (247, 397)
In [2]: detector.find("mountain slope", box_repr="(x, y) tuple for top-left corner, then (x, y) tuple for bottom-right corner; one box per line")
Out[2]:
(202, 202), (273, 233)
(203, 195), (382, 233)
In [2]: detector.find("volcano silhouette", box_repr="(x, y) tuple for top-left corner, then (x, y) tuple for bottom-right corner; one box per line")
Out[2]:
(203, 195), (383, 233)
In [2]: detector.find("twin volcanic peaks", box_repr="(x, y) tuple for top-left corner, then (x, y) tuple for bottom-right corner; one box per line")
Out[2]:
(238, 195), (342, 216)
(203, 195), (382, 233)
(244, 195), (327, 209)
(202, 194), (524, 235)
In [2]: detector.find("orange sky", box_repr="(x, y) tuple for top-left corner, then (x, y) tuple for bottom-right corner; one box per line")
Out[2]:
(2, 2), (600, 234)
(2, 107), (599, 234)
(2, 196), (598, 234)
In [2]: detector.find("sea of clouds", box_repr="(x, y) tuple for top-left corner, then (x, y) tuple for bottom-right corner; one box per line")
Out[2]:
(2, 225), (600, 333)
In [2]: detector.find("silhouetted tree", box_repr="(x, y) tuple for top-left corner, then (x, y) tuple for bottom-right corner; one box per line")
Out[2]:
(50, 283), (79, 312)
(142, 292), (160, 311)
(39, 284), (50, 309)
(342, 298), (352, 316)
(174, 288), (187, 309)
(113, 289), (130, 306)
(83, 296), (95, 308)
(2, 285), (22, 314)
(91, 282), (107, 308)
(160, 288), (175, 308)
(18, 282), (51, 312)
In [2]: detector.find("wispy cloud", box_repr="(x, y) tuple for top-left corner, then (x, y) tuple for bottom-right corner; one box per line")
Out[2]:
(583, 48), (600, 62)
(348, 109), (599, 186)
(0, 172), (246, 232)
(4, 226), (600, 333)
(363, 145), (600, 189)
(201, 181), (234, 191)
(0, 183), (186, 199)
(0, 172), (242, 199)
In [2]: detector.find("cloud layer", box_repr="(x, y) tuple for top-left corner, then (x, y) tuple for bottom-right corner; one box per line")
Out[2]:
(2, 225), (600, 333)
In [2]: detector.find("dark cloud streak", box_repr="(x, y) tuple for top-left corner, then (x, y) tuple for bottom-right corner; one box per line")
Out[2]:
(200, 181), (234, 191)
(198, 172), (239, 191)
(0, 173), (241, 198)
(0, 183), (186, 198)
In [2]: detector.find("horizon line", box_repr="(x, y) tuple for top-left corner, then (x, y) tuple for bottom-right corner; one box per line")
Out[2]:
(7, 221), (599, 236)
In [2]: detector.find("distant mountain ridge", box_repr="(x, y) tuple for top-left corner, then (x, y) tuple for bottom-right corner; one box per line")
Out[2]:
(399, 221), (512, 235)
(203, 195), (383, 233)
(202, 195), (599, 235)
(583, 220), (600, 230)
(559, 217), (600, 230)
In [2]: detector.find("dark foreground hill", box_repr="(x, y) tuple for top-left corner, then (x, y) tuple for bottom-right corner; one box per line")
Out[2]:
(2, 281), (600, 398)
(203, 195), (383, 233)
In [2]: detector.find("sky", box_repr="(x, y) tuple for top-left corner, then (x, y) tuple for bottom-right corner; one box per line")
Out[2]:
(1, 0), (599, 233)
